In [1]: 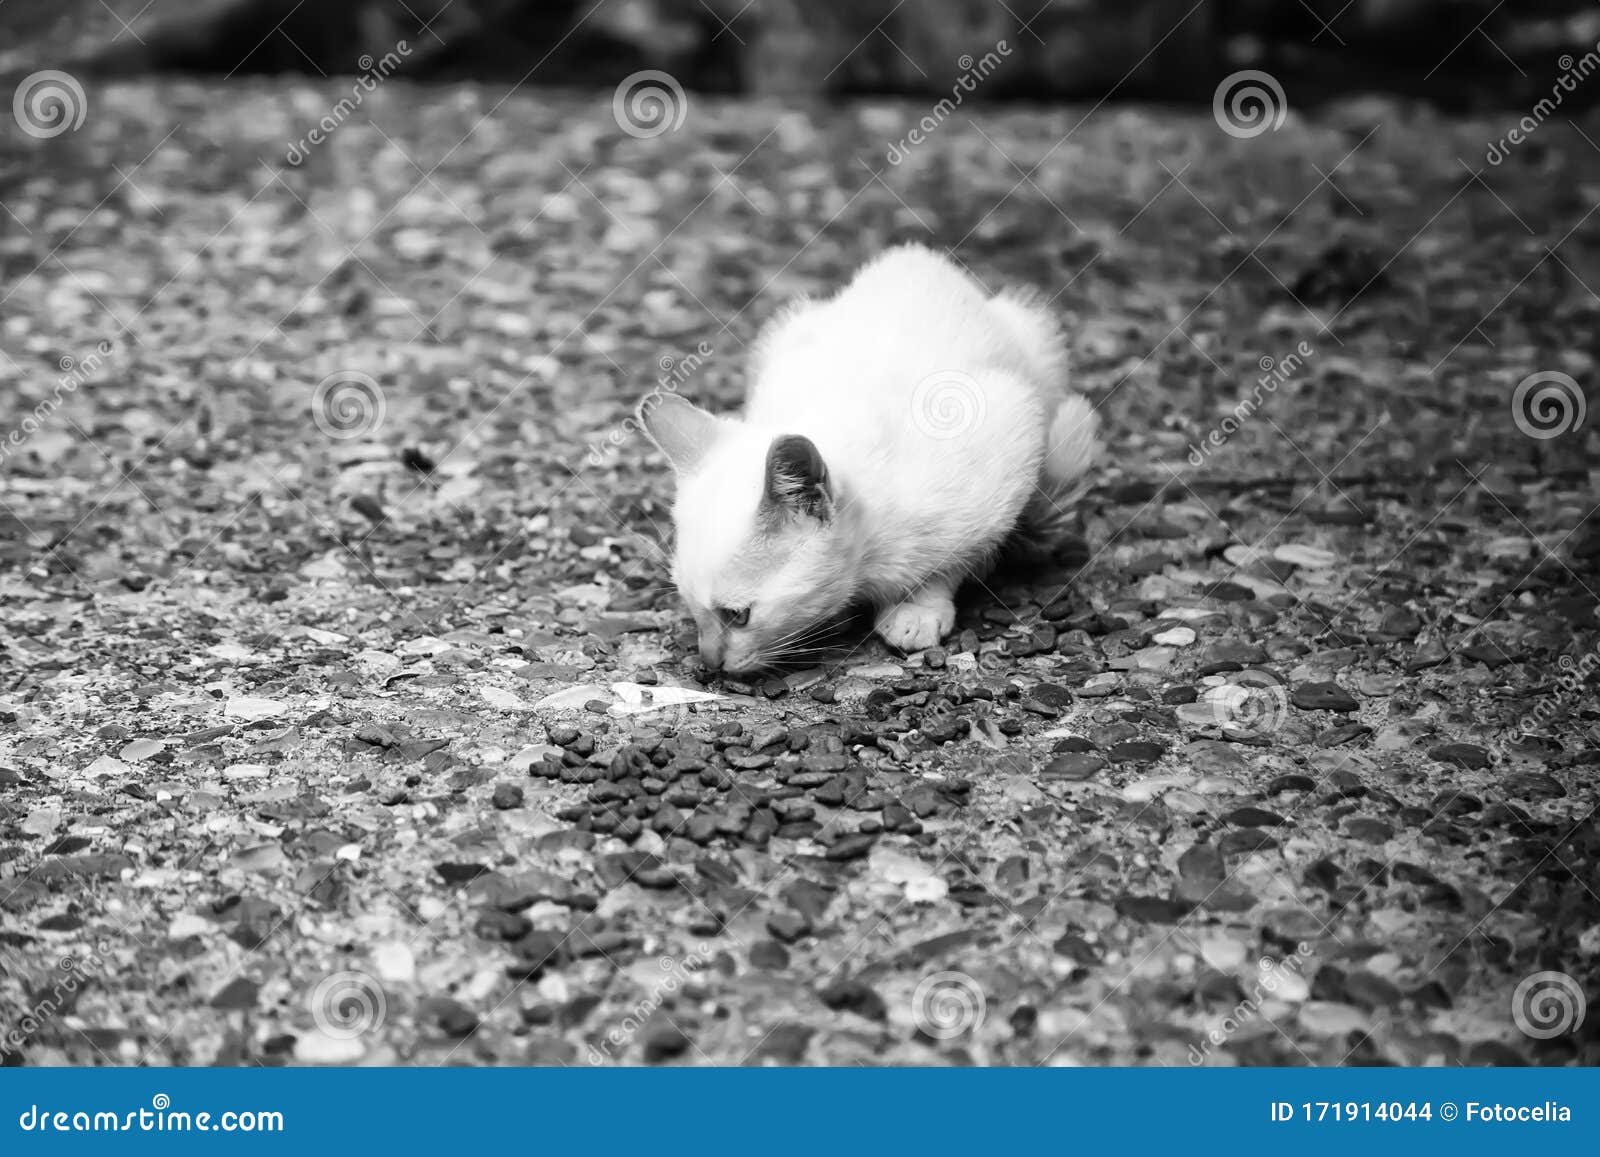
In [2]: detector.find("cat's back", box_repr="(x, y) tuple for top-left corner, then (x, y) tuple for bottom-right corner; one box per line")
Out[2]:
(749, 245), (1020, 416)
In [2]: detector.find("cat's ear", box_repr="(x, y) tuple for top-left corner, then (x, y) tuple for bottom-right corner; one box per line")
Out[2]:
(763, 434), (833, 521)
(637, 394), (725, 474)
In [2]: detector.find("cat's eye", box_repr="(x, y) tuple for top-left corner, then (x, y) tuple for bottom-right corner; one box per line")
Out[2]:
(716, 606), (751, 629)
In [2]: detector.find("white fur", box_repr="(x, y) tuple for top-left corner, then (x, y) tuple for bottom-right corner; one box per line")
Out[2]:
(643, 244), (1099, 674)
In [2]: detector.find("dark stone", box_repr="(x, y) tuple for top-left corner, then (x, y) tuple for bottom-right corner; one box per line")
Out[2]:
(825, 833), (876, 861)
(210, 976), (259, 1010)
(424, 997), (480, 1038)
(1317, 723), (1371, 747)
(511, 930), (565, 972)
(751, 1023), (814, 1063)
(1219, 829), (1279, 856)
(1343, 970), (1403, 1009)
(766, 911), (811, 943)
(1114, 894), (1191, 922)
(1107, 740), (1165, 763)
(1291, 682), (1358, 712)
(1224, 806), (1288, 827)
(1266, 774), (1317, 794)
(1052, 931), (1104, 964)
(1344, 818), (1393, 843)
(749, 940), (790, 970)
(474, 909), (532, 941)
(436, 861), (490, 885)
(491, 782), (524, 809)
(642, 1024), (692, 1063)
(1177, 843), (1224, 884)
(818, 979), (887, 1021)
(1428, 743), (1490, 769)
(1030, 682), (1075, 708)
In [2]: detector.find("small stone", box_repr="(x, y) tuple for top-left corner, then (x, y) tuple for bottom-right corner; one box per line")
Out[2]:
(1428, 743), (1490, 769)
(1273, 544), (1336, 569)
(1041, 753), (1105, 781)
(1291, 682), (1358, 712)
(818, 979), (887, 1021)
(642, 1024), (692, 1063)
(1114, 894), (1191, 922)
(825, 833), (877, 861)
(1317, 722), (1371, 747)
(1344, 818), (1393, 843)
(1108, 740), (1165, 763)
(372, 942), (416, 984)
(749, 940), (790, 970)
(1298, 1001), (1369, 1036)
(491, 782), (525, 810)
(436, 861), (490, 884)
(1220, 829), (1279, 855)
(1224, 806), (1288, 828)
(210, 976), (259, 1010)
(1342, 970), (1404, 1009)
(294, 1030), (366, 1065)
(766, 911), (812, 943)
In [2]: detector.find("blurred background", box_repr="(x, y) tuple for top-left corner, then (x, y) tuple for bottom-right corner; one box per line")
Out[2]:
(1, 0), (1598, 110)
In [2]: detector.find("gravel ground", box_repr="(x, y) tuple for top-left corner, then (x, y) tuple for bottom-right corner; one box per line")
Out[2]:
(1, 78), (1598, 1066)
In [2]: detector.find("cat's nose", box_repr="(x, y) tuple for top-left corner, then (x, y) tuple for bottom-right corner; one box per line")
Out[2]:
(698, 639), (724, 670)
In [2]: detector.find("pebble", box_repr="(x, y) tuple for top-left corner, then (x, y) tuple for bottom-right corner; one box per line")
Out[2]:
(1223, 806), (1288, 828)
(294, 1030), (366, 1065)
(1041, 753), (1105, 781)
(1290, 682), (1358, 712)
(825, 833), (877, 861)
(642, 1024), (692, 1063)
(1298, 1001), (1369, 1036)
(1272, 544), (1336, 569)
(818, 979), (887, 1021)
(373, 942), (416, 984)
(1108, 740), (1166, 763)
(1152, 626), (1196, 646)
(1427, 743), (1490, 769)
(766, 911), (811, 943)
(749, 940), (790, 970)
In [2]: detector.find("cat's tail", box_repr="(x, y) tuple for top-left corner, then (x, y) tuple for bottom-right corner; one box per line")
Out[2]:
(1019, 393), (1101, 541)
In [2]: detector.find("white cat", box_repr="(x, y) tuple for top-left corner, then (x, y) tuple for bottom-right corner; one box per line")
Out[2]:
(639, 244), (1100, 675)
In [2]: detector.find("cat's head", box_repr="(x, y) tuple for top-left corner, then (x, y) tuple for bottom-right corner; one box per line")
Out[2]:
(638, 394), (859, 674)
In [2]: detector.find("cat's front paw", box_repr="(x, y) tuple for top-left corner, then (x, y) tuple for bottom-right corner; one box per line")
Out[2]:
(875, 597), (956, 653)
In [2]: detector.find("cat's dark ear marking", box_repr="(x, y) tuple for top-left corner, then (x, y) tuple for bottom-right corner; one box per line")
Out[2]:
(637, 394), (724, 474)
(763, 434), (832, 520)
